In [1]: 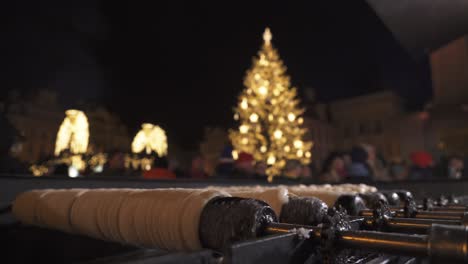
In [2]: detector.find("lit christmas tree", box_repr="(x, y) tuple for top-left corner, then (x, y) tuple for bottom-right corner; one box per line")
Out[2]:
(229, 28), (313, 181)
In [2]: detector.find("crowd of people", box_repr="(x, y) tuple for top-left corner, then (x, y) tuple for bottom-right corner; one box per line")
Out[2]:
(90, 144), (465, 183)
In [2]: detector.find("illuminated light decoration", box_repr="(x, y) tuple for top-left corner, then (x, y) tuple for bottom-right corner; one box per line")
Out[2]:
(232, 150), (239, 160)
(294, 140), (303, 149)
(234, 113), (239, 120)
(305, 151), (312, 158)
(68, 166), (79, 178)
(249, 113), (259, 123)
(273, 130), (283, 139)
(229, 27), (313, 179)
(30, 165), (48, 177)
(239, 124), (249, 134)
(132, 123), (168, 157)
(55, 109), (89, 156)
(297, 149), (304, 158)
(240, 99), (248, 109)
(298, 117), (304, 124)
(267, 154), (276, 165)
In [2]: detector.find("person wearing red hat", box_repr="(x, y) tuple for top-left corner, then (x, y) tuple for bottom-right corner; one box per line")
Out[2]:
(409, 151), (433, 180)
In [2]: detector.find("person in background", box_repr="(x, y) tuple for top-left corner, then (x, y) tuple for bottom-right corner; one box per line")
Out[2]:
(143, 156), (176, 179)
(362, 143), (390, 181)
(190, 155), (207, 179)
(282, 160), (302, 180)
(448, 155), (464, 180)
(231, 152), (255, 179)
(102, 151), (127, 176)
(215, 146), (235, 178)
(253, 161), (267, 179)
(389, 157), (408, 181)
(347, 146), (372, 179)
(408, 151), (433, 180)
(319, 152), (345, 183)
(300, 164), (313, 179)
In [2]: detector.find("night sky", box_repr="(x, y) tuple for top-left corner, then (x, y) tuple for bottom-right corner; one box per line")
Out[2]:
(1, 0), (432, 150)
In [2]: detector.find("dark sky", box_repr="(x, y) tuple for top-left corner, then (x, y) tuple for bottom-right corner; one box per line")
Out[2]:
(1, 0), (432, 150)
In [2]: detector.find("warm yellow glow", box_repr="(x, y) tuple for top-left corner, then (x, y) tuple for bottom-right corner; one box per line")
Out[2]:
(30, 165), (48, 177)
(273, 129), (283, 139)
(234, 113), (239, 120)
(240, 99), (248, 109)
(55, 109), (89, 156)
(239, 124), (249, 134)
(131, 123), (168, 157)
(305, 151), (311, 158)
(297, 150), (304, 157)
(249, 113), (259, 123)
(294, 140), (303, 148)
(232, 150), (239, 160)
(258, 86), (268, 95)
(229, 27), (313, 180)
(267, 154), (276, 165)
(71, 155), (86, 171)
(263, 27), (272, 45)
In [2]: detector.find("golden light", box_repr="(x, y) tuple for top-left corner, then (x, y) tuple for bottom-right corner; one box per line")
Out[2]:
(240, 99), (248, 109)
(229, 27), (313, 179)
(294, 140), (303, 148)
(232, 150), (239, 160)
(273, 129), (283, 139)
(234, 113), (239, 120)
(258, 86), (268, 95)
(239, 124), (249, 134)
(267, 154), (276, 165)
(249, 113), (259, 123)
(297, 149), (304, 157)
(305, 151), (312, 158)
(132, 123), (168, 157)
(55, 109), (89, 156)
(263, 27), (272, 46)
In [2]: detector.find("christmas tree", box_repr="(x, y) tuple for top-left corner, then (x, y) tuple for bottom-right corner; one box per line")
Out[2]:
(229, 28), (313, 181)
